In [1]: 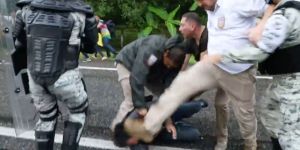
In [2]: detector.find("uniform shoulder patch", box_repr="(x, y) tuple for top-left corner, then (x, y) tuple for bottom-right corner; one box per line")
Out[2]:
(147, 54), (158, 66)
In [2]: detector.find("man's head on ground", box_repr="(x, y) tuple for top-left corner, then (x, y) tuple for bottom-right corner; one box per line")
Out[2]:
(113, 110), (154, 147)
(164, 36), (186, 69)
(197, 0), (217, 11)
(179, 12), (202, 39)
(113, 121), (139, 147)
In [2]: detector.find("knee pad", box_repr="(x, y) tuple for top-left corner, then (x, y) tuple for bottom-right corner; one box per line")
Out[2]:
(39, 103), (59, 122)
(61, 121), (82, 150)
(62, 98), (88, 150)
(35, 130), (56, 150)
(69, 98), (88, 114)
(35, 107), (58, 150)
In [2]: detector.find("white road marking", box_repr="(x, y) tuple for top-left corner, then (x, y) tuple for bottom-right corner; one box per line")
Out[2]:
(79, 66), (117, 71)
(0, 126), (190, 150)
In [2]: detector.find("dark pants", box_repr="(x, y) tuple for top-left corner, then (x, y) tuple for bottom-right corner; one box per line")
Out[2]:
(82, 45), (104, 58)
(82, 52), (89, 59)
(103, 38), (117, 57)
(171, 100), (204, 122)
(129, 100), (205, 150)
(155, 100), (204, 142)
(95, 45), (104, 57)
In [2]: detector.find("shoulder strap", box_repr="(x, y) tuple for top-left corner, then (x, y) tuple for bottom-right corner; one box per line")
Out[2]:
(276, 1), (300, 11)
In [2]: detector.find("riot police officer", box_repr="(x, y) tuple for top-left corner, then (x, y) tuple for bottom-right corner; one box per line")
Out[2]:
(13, 0), (98, 149)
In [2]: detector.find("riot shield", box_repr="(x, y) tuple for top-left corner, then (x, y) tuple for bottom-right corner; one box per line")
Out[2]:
(0, 0), (36, 135)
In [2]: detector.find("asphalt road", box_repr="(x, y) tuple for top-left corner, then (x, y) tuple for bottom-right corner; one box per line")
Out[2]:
(0, 59), (274, 150)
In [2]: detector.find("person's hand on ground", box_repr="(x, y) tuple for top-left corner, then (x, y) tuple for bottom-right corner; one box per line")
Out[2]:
(165, 118), (177, 140)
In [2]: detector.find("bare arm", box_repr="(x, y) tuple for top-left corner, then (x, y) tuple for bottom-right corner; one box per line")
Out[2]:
(164, 118), (177, 139)
(223, 13), (290, 64)
(180, 54), (191, 71)
(249, 4), (276, 44)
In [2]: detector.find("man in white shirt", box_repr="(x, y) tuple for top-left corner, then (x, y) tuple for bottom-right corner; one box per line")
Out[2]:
(219, 0), (300, 149)
(123, 0), (273, 150)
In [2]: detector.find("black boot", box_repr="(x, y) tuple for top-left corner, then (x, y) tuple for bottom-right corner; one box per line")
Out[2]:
(35, 131), (55, 150)
(271, 137), (282, 150)
(61, 121), (82, 150)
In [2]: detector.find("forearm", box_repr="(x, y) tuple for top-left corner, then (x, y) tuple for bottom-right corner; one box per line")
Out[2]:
(130, 76), (146, 109)
(180, 54), (191, 71)
(226, 7), (289, 64)
(250, 4), (276, 44)
(222, 46), (270, 64)
(258, 4), (275, 28)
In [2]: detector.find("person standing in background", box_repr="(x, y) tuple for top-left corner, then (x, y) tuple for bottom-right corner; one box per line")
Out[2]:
(98, 18), (118, 58)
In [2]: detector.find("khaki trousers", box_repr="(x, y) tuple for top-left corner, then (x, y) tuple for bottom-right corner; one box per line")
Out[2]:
(144, 61), (257, 148)
(110, 64), (154, 130)
(110, 64), (133, 130)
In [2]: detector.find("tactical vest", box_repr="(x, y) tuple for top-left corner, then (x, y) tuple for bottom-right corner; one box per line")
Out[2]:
(259, 1), (300, 75)
(23, 0), (94, 85)
(26, 9), (75, 85)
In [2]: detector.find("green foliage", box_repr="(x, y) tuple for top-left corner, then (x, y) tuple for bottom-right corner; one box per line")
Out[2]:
(189, 1), (198, 11)
(85, 0), (208, 45)
(138, 26), (153, 38)
(88, 0), (114, 17)
(85, 0), (205, 27)
(168, 5), (180, 20)
(116, 1), (148, 27)
(145, 12), (158, 28)
(139, 5), (181, 37)
(166, 5), (181, 36)
(137, 12), (157, 37)
(165, 22), (177, 36)
(86, 0), (148, 28)
(148, 6), (168, 20)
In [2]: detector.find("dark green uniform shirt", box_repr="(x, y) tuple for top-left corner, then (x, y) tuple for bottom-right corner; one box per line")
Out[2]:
(115, 35), (179, 108)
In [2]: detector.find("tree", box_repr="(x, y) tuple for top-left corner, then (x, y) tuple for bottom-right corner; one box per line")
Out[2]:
(85, 0), (206, 28)
(138, 5), (181, 37)
(85, 0), (207, 46)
